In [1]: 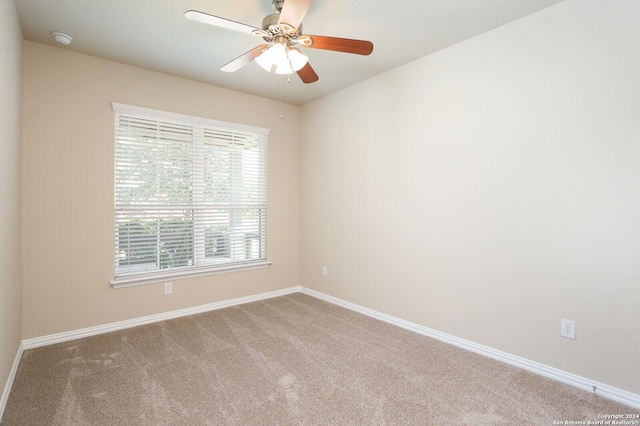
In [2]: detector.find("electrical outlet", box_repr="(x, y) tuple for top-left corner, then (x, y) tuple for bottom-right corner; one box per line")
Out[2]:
(321, 266), (328, 277)
(164, 282), (172, 295)
(561, 319), (575, 339)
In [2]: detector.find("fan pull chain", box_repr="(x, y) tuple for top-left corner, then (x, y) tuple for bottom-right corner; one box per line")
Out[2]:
(280, 74), (283, 119)
(279, 74), (290, 120)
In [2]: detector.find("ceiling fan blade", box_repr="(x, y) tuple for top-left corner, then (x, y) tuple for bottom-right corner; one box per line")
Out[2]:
(278, 0), (313, 30)
(221, 45), (268, 72)
(296, 62), (319, 84)
(299, 35), (374, 55)
(185, 10), (267, 36)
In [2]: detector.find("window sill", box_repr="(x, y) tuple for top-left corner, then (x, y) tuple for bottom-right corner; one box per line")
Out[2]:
(110, 260), (273, 288)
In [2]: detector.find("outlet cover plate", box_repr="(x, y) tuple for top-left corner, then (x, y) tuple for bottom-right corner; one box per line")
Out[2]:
(561, 319), (576, 339)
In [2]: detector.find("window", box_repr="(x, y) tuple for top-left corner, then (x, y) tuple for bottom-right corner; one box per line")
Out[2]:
(111, 103), (269, 287)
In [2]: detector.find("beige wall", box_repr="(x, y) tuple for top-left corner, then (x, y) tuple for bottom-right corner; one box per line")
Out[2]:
(13, 0), (639, 400)
(301, 0), (640, 394)
(0, 0), (24, 402)
(21, 41), (301, 338)
(0, 0), (24, 398)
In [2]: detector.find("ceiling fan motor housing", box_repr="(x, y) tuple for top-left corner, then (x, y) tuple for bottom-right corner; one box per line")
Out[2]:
(262, 12), (302, 38)
(272, 0), (285, 12)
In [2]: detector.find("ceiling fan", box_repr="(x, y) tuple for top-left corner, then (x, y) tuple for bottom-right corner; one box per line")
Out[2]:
(185, 0), (374, 84)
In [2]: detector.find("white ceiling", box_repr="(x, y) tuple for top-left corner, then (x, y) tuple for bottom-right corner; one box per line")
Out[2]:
(14, 0), (565, 105)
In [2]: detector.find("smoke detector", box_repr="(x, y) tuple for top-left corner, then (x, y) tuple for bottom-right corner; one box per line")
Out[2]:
(52, 32), (73, 46)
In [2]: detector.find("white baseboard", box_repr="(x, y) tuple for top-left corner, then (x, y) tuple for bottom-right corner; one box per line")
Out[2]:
(22, 286), (300, 349)
(7, 285), (638, 414)
(300, 287), (640, 410)
(0, 341), (24, 420)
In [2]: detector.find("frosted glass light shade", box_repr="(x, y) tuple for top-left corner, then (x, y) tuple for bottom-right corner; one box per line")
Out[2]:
(275, 61), (294, 75)
(255, 45), (277, 72)
(287, 48), (308, 71)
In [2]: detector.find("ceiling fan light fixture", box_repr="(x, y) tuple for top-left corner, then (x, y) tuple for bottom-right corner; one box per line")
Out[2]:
(255, 42), (286, 72)
(255, 47), (275, 72)
(271, 43), (288, 66)
(287, 47), (308, 71)
(275, 61), (293, 75)
(256, 43), (308, 74)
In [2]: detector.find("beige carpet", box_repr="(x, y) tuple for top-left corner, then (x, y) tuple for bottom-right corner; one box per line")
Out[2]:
(2, 294), (636, 425)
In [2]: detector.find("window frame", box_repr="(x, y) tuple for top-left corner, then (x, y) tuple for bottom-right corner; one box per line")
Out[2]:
(110, 103), (271, 288)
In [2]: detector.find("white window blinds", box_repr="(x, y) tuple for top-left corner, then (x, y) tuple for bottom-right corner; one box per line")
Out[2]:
(112, 103), (269, 286)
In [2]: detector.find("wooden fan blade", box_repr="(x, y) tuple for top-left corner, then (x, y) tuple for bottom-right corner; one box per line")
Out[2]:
(221, 45), (268, 72)
(296, 62), (319, 84)
(300, 35), (374, 55)
(278, 0), (313, 30)
(185, 10), (267, 36)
